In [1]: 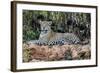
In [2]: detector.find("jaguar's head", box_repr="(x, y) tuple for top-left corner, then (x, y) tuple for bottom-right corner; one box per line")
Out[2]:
(39, 20), (52, 34)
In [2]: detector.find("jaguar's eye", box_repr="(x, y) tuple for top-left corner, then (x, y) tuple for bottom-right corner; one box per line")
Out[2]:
(44, 30), (47, 33)
(46, 30), (48, 32)
(43, 27), (45, 29)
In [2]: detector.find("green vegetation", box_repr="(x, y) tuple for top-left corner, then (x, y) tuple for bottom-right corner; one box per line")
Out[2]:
(23, 10), (91, 42)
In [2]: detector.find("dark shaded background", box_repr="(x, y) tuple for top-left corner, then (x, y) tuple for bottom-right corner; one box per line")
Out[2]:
(23, 10), (91, 42)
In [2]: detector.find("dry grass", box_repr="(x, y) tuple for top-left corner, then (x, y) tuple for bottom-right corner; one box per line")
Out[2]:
(23, 43), (91, 62)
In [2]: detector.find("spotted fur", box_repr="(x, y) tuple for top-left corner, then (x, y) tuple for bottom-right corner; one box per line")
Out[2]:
(28, 20), (80, 46)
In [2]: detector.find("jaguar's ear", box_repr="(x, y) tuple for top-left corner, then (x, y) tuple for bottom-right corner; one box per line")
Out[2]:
(38, 20), (42, 25)
(48, 21), (52, 25)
